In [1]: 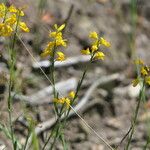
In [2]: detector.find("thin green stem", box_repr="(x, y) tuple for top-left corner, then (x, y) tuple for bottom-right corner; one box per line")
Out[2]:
(50, 44), (57, 98)
(50, 118), (62, 150)
(7, 12), (21, 150)
(23, 130), (31, 150)
(142, 83), (150, 149)
(143, 137), (150, 150)
(42, 129), (54, 150)
(42, 119), (59, 150)
(63, 58), (92, 125)
(42, 43), (61, 149)
(60, 134), (67, 150)
(8, 76), (15, 149)
(125, 81), (145, 150)
(116, 126), (132, 149)
(42, 102), (66, 150)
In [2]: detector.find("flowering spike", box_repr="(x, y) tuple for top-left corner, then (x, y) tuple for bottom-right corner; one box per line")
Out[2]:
(132, 59), (150, 86)
(80, 31), (110, 62)
(41, 24), (67, 61)
(0, 3), (29, 37)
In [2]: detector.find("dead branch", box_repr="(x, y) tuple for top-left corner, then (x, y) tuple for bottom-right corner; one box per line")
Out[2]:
(12, 78), (77, 106)
(32, 55), (90, 69)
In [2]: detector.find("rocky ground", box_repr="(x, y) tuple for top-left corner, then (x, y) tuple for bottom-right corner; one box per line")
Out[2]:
(0, 0), (150, 149)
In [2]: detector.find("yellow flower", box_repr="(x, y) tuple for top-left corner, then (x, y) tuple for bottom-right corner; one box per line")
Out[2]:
(56, 51), (66, 61)
(69, 91), (75, 99)
(49, 31), (57, 38)
(56, 33), (66, 46)
(49, 30), (66, 47)
(42, 24), (67, 59)
(81, 48), (90, 55)
(55, 37), (67, 47)
(41, 42), (54, 57)
(94, 51), (105, 60)
(54, 97), (70, 109)
(19, 21), (29, 32)
(54, 24), (65, 32)
(65, 98), (70, 109)
(133, 58), (150, 87)
(132, 78), (140, 87)
(91, 44), (98, 52)
(0, 23), (13, 36)
(99, 37), (111, 47)
(40, 50), (52, 58)
(7, 5), (24, 16)
(145, 76), (150, 85)
(0, 3), (29, 37)
(18, 10), (24, 16)
(54, 98), (65, 104)
(134, 59), (144, 65)
(80, 31), (110, 62)
(141, 66), (148, 76)
(8, 5), (18, 13)
(0, 3), (6, 18)
(89, 31), (98, 39)
(47, 41), (55, 49)
(5, 14), (17, 25)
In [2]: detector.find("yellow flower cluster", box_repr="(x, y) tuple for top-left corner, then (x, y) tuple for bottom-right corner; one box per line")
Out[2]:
(0, 3), (29, 37)
(54, 91), (75, 109)
(81, 31), (110, 61)
(132, 59), (150, 86)
(41, 24), (67, 61)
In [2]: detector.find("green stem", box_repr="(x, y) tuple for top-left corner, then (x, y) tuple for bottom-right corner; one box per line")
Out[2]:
(7, 13), (20, 150)
(143, 137), (150, 150)
(42, 129), (54, 150)
(125, 81), (145, 150)
(8, 75), (15, 149)
(42, 120), (59, 150)
(63, 61), (90, 125)
(50, 44), (57, 98)
(42, 102), (66, 150)
(23, 129), (31, 150)
(50, 119), (61, 150)
(42, 43), (60, 150)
